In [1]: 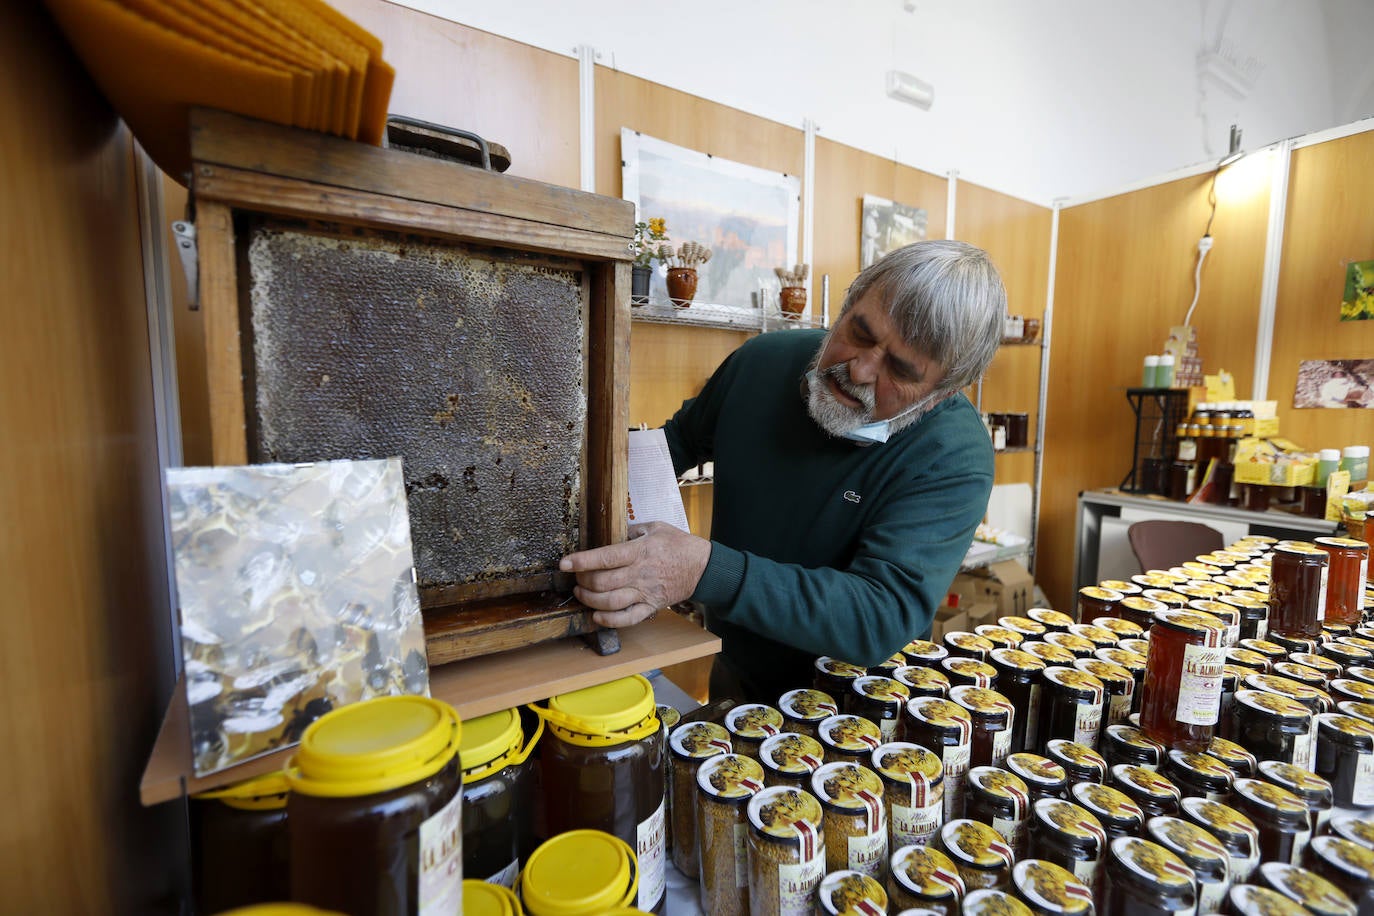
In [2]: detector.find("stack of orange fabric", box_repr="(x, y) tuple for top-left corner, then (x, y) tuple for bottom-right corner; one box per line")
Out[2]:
(43, 0), (394, 180)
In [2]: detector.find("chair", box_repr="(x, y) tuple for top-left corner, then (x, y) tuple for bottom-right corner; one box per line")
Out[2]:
(1127, 520), (1225, 573)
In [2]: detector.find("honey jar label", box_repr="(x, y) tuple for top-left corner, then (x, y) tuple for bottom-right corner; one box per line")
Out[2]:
(1198, 879), (1227, 914)
(1073, 700), (1102, 747)
(991, 815), (1026, 857)
(636, 799), (666, 911)
(1176, 644), (1225, 725)
(942, 744), (971, 820)
(486, 858), (518, 888)
(776, 846), (825, 916)
(847, 830), (888, 877)
(732, 822), (749, 888)
(1355, 752), (1374, 805)
(1025, 684), (1043, 750)
(892, 795), (943, 848)
(418, 791), (463, 915)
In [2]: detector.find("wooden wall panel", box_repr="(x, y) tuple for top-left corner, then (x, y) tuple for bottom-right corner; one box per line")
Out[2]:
(0, 5), (181, 912)
(958, 181), (1053, 488)
(1269, 132), (1374, 449)
(1037, 160), (1272, 610)
(330, 0), (580, 187)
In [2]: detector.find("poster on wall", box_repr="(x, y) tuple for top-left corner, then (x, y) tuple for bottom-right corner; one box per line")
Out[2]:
(1341, 259), (1374, 321)
(860, 194), (929, 269)
(1293, 359), (1374, 409)
(169, 458), (429, 776)
(621, 128), (800, 308)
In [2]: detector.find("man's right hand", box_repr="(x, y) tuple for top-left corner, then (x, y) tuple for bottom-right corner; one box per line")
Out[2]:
(558, 522), (712, 628)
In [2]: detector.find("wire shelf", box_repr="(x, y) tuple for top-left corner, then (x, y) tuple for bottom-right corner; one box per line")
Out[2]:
(631, 298), (823, 332)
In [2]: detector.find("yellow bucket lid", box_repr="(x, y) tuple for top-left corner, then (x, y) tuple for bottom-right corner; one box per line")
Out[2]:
(459, 708), (524, 784)
(547, 675), (655, 737)
(286, 695), (461, 798)
(463, 879), (523, 916)
(521, 830), (636, 916)
(215, 906), (345, 916)
(192, 769), (290, 811)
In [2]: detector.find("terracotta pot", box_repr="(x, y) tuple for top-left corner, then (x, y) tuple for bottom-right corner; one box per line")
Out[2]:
(779, 286), (807, 319)
(665, 267), (697, 308)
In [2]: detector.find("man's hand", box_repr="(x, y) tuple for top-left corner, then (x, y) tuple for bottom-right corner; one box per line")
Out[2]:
(559, 522), (712, 628)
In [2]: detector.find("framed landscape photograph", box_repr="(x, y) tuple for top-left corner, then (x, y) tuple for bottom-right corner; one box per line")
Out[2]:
(860, 194), (929, 269)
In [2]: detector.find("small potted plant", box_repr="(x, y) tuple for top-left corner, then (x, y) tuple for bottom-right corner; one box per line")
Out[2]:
(662, 240), (712, 308)
(629, 217), (669, 305)
(775, 264), (810, 319)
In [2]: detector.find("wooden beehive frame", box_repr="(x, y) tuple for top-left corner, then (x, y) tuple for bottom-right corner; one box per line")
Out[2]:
(188, 109), (632, 665)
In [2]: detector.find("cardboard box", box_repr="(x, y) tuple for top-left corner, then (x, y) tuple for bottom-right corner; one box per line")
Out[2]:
(964, 601), (1000, 630)
(963, 560), (1036, 617)
(930, 604), (969, 642)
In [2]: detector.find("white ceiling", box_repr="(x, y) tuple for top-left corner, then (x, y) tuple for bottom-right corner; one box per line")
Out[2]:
(391, 0), (1374, 205)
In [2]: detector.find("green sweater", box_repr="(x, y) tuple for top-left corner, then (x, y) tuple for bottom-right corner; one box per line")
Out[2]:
(664, 329), (993, 701)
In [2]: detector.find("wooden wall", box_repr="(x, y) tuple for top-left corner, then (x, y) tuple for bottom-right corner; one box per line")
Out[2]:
(1037, 156), (1274, 610)
(1269, 131), (1374, 449)
(0, 4), (182, 912)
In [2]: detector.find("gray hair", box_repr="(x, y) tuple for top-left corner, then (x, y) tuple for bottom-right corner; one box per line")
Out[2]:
(841, 240), (1007, 392)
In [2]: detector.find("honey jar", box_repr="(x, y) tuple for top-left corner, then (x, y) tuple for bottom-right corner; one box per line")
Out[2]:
(814, 657), (868, 709)
(191, 770), (290, 913)
(965, 766), (1032, 859)
(1258, 758), (1333, 833)
(817, 714), (883, 766)
(935, 819), (1015, 892)
(1232, 777), (1312, 867)
(1139, 611), (1227, 752)
(1069, 782), (1142, 842)
(778, 689), (840, 740)
(520, 830), (640, 916)
(1180, 796), (1261, 884)
(458, 707), (541, 886)
(893, 665), (952, 701)
(757, 732), (825, 791)
(1006, 753), (1068, 803)
(1028, 797), (1108, 892)
(887, 844), (964, 916)
(1145, 814), (1232, 914)
(872, 741), (944, 850)
(849, 677), (910, 743)
(1314, 537), (1369, 628)
(1039, 668), (1105, 752)
(902, 697), (972, 821)
(990, 648), (1046, 754)
(1098, 836), (1197, 916)
(950, 685), (1016, 768)
(1269, 544), (1330, 639)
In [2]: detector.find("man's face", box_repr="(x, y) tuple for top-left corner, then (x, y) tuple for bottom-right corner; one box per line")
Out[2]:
(807, 289), (947, 436)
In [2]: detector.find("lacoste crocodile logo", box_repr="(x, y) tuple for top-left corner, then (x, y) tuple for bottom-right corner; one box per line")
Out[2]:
(843, 490), (861, 504)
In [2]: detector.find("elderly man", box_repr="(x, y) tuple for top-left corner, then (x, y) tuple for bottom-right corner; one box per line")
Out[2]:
(561, 240), (1007, 701)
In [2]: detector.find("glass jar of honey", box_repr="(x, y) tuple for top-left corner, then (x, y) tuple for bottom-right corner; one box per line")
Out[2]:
(723, 703), (785, 762)
(1043, 632), (1097, 660)
(894, 664), (951, 701)
(1069, 782), (1143, 842)
(1221, 594), (1270, 642)
(1101, 725), (1166, 772)
(1139, 611), (1227, 752)
(1095, 649), (1148, 715)
(935, 819), (1015, 892)
(1330, 812), (1374, 850)
(951, 685), (1016, 768)
(1007, 753), (1068, 803)
(966, 766), (1032, 858)
(991, 649), (1046, 754)
(1226, 646), (1271, 674)
(695, 752), (765, 916)
(872, 741), (944, 850)
(870, 651), (907, 679)
(778, 688), (840, 740)
(1180, 796), (1260, 886)
(1021, 641), (1078, 668)
(1312, 713), (1374, 808)
(758, 732), (825, 791)
(1229, 689), (1316, 770)
(1323, 642), (1374, 669)
(1306, 836), (1374, 914)
(1094, 617), (1145, 641)
(1099, 836), (1197, 916)
(1232, 778), (1312, 866)
(817, 714), (883, 766)
(902, 639), (950, 669)
(1246, 672), (1332, 716)
(1078, 586), (1124, 622)
(1109, 764), (1182, 819)
(458, 707), (540, 887)
(1225, 885), (1312, 916)
(1256, 861), (1357, 916)
(964, 889), (1035, 916)
(976, 625), (1025, 650)
(1331, 677), (1374, 706)
(849, 677), (910, 743)
(1000, 616), (1049, 640)
(1165, 749), (1233, 802)
(520, 829), (640, 916)
(668, 721), (732, 878)
(1074, 659), (1134, 728)
(887, 844), (965, 916)
(191, 770), (290, 914)
(1009, 858), (1094, 916)
(1207, 736), (1258, 779)
(1269, 544), (1330, 639)
(1259, 759), (1334, 833)
(941, 657), (999, 690)
(1339, 700), (1374, 725)
(1046, 740), (1107, 785)
(1118, 596), (1166, 631)
(814, 657), (868, 710)
(1314, 537), (1369, 628)
(1028, 608), (1075, 632)
(902, 697), (972, 821)
(1029, 798), (1108, 892)
(286, 696), (464, 915)
(1292, 652), (1343, 684)
(945, 631), (996, 662)
(1145, 815), (1232, 914)
(1039, 668), (1105, 752)
(1069, 623), (1120, 650)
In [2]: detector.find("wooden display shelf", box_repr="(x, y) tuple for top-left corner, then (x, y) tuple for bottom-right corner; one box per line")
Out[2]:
(140, 612), (719, 806)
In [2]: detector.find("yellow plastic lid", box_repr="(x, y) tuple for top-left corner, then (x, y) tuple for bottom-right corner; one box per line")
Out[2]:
(546, 675), (656, 738)
(521, 830), (636, 916)
(215, 906), (345, 916)
(286, 695), (461, 798)
(464, 879), (523, 916)
(459, 708), (524, 784)
(192, 769), (290, 811)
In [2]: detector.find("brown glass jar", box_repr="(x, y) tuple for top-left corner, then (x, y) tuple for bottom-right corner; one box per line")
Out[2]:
(1000, 616), (1049, 640)
(1273, 661), (1327, 689)
(1069, 623), (1120, 650)
(1224, 885), (1311, 916)
(1164, 750), (1231, 805)
(1142, 588), (1189, 612)
(1039, 668), (1105, 753)
(941, 657), (999, 690)
(1007, 753), (1068, 803)
(1342, 701), (1374, 725)
(1229, 689), (1315, 770)
(695, 752), (765, 916)
(745, 785), (826, 915)
(812, 761), (888, 878)
(1323, 641), (1374, 669)
(1117, 639), (1151, 658)
(1312, 713), (1374, 808)
(1078, 586), (1125, 623)
(817, 713), (884, 766)
(1094, 617), (1145, 641)
(1074, 659), (1135, 728)
(894, 665), (952, 701)
(536, 676), (666, 913)
(1226, 646), (1272, 674)
(778, 688), (840, 740)
(887, 844), (965, 916)
(964, 888), (1035, 916)
(815, 869), (889, 916)
(1331, 677), (1374, 706)
(668, 721), (732, 877)
(990, 649), (1046, 754)
(1269, 544), (1330, 639)
(657, 704), (681, 857)
(1270, 632), (1322, 656)
(903, 639), (951, 669)
(850, 676), (911, 743)
(1330, 812), (1374, 850)
(191, 771), (290, 914)
(1118, 596), (1167, 631)
(951, 685), (1017, 769)
(1315, 537), (1370, 628)
(1043, 632), (1098, 660)
(1100, 580), (1144, 597)
(945, 631), (997, 662)
(1257, 861), (1357, 916)
(1306, 836), (1374, 914)
(1101, 725), (1165, 772)
(1069, 783), (1143, 841)
(976, 625), (1026, 650)
(1028, 608), (1075, 632)
(1221, 593), (1270, 642)
(1095, 649), (1148, 715)
(1139, 611), (1227, 752)
(1207, 736), (1258, 779)
(1021, 641), (1078, 669)
(873, 741), (944, 850)
(1145, 814), (1232, 914)
(935, 819), (1015, 892)
(458, 707), (539, 887)
(1028, 798), (1108, 892)
(287, 696), (464, 915)
(1259, 758), (1334, 833)
(903, 697), (972, 822)
(1239, 637), (1286, 664)
(1245, 671), (1332, 716)
(758, 732), (826, 791)
(815, 657), (869, 710)
(1180, 795), (1260, 885)
(871, 651), (908, 679)
(966, 766), (1032, 859)
(1232, 777), (1313, 866)
(1009, 858), (1094, 916)
(1109, 764), (1182, 819)
(1098, 836), (1197, 916)
(1046, 740), (1108, 785)
(1341, 665), (1374, 688)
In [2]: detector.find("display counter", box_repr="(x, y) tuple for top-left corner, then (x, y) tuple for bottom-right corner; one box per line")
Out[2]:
(1074, 488), (1339, 592)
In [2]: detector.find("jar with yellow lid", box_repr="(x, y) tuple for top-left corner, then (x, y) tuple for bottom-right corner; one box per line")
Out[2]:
(902, 697), (972, 821)
(779, 689), (840, 739)
(817, 713), (884, 766)
(285, 695), (464, 915)
(1093, 617), (1145, 641)
(1068, 783), (1142, 842)
(850, 676), (911, 742)
(459, 707), (542, 887)
(667, 720), (731, 878)
(1179, 796), (1259, 886)
(902, 639), (951, 668)
(1028, 798), (1108, 892)
(1020, 641), (1077, 668)
(1077, 587), (1124, 623)
(1226, 646), (1271, 675)
(887, 843), (965, 916)
(1256, 861), (1357, 916)
(1000, 616), (1049, 640)
(1046, 740), (1107, 786)
(1109, 764), (1182, 819)
(1259, 758), (1333, 833)
(941, 657), (999, 690)
(464, 877), (523, 916)
(815, 657), (868, 710)
(1095, 648), (1147, 715)
(1225, 885), (1311, 916)
(1331, 677), (1374, 706)
(1074, 659), (1134, 728)
(1007, 753), (1067, 803)
(894, 664), (952, 701)
(695, 752), (765, 916)
(814, 869), (888, 916)
(1101, 725), (1165, 772)
(1009, 858), (1094, 916)
(1099, 836), (1197, 916)
(745, 785), (827, 916)
(1306, 836), (1374, 913)
(724, 703), (785, 761)
(655, 705), (679, 857)
(1339, 699), (1374, 725)
(1144, 815), (1231, 914)
(964, 888), (1034, 916)
(1165, 748), (1233, 802)
(812, 761), (888, 877)
(758, 732), (826, 791)
(519, 829), (638, 916)
(951, 685), (1016, 768)
(1043, 632), (1097, 660)
(975, 625), (1025, 650)
(966, 767), (1032, 859)
(990, 649), (1046, 754)
(944, 631), (996, 662)
(1330, 811), (1374, 850)
(191, 769), (290, 913)
(1244, 671), (1332, 716)
(1312, 712), (1374, 808)
(532, 675), (665, 913)
(213, 906), (345, 915)
(1232, 777), (1312, 867)
(935, 819), (1015, 891)
(1229, 689), (1315, 770)
(1027, 608), (1075, 632)
(872, 741), (944, 850)
(870, 651), (907, 678)
(1038, 668), (1105, 752)
(1207, 736), (1257, 779)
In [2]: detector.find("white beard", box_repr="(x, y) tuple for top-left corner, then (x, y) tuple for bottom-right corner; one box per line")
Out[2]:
(805, 357), (934, 440)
